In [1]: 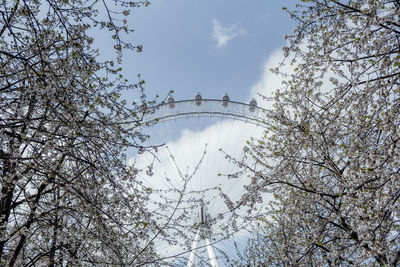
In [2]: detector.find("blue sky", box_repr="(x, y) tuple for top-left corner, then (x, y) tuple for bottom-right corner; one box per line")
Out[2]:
(122, 0), (296, 101)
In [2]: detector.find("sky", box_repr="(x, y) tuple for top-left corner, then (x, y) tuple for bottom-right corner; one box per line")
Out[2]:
(122, 0), (296, 102)
(105, 0), (297, 265)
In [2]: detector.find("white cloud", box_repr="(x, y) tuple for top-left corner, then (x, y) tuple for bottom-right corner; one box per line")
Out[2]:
(250, 48), (285, 104)
(250, 43), (347, 108)
(212, 19), (245, 48)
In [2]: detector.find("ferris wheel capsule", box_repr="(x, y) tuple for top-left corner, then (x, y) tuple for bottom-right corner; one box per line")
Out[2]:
(249, 98), (257, 112)
(194, 92), (202, 106)
(166, 95), (175, 109)
(222, 93), (229, 107)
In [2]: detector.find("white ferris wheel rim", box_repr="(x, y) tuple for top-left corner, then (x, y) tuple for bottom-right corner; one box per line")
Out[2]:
(138, 96), (272, 128)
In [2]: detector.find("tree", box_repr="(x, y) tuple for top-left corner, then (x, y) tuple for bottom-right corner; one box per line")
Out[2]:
(0, 0), (162, 266)
(241, 0), (400, 265)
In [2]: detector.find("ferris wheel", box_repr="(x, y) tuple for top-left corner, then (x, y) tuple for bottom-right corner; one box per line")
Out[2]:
(133, 93), (271, 266)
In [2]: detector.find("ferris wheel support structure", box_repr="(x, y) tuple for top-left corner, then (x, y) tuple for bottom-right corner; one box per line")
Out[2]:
(187, 205), (220, 267)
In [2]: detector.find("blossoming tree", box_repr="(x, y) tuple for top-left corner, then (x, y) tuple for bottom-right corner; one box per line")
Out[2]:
(239, 0), (400, 265)
(0, 0), (165, 266)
